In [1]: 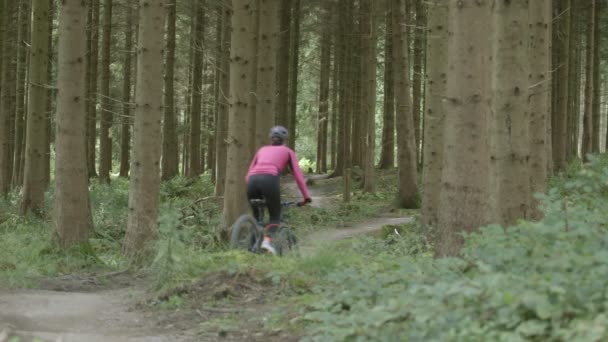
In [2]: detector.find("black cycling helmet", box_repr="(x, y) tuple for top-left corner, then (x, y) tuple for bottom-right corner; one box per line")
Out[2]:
(269, 125), (288, 139)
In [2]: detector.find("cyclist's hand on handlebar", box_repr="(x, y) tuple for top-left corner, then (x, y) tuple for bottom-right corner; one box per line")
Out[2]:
(298, 198), (312, 207)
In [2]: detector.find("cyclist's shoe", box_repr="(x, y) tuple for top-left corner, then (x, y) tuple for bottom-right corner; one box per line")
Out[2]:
(261, 237), (277, 255)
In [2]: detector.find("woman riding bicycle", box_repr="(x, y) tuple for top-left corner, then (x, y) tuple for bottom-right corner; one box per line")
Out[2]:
(246, 126), (311, 254)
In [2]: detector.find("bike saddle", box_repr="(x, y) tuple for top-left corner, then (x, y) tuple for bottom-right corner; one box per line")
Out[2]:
(250, 199), (266, 205)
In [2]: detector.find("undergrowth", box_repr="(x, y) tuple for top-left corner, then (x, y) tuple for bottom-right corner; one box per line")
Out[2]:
(296, 155), (608, 341)
(0, 170), (402, 290)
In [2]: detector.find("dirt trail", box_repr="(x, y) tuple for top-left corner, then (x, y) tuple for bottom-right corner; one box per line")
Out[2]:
(0, 288), (193, 342)
(297, 215), (413, 256)
(0, 174), (412, 342)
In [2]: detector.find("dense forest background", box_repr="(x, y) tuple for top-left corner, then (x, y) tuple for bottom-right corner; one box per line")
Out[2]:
(2, 0), (608, 339)
(0, 0), (607, 260)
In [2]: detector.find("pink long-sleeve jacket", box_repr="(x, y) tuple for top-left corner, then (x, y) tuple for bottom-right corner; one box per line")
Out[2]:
(246, 145), (311, 199)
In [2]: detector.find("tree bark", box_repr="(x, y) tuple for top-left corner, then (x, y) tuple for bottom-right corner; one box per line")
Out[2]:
(119, 0), (134, 178)
(161, 0), (178, 180)
(361, 0), (379, 193)
(378, 3), (395, 170)
(254, 0), (280, 148)
(341, 0), (355, 185)
(223, 0), (256, 237)
(581, 0), (594, 160)
(98, 0), (113, 183)
(435, 0), (491, 257)
(392, 0), (418, 208)
(421, 0), (447, 228)
(566, 7), (580, 161)
(87, 0), (100, 178)
(187, 0), (205, 177)
(287, 0), (301, 150)
(490, 0), (531, 226)
(44, 0), (54, 188)
(591, 0), (601, 153)
(412, 0), (425, 167)
(123, 0), (166, 260)
(552, 0), (570, 172)
(215, 0), (231, 197)
(274, 0), (291, 126)
(211, 5), (223, 184)
(351, 5), (362, 169)
(0, 0), (17, 195)
(21, 0), (50, 215)
(333, 0), (348, 177)
(316, 0), (331, 174)
(528, 0), (552, 218)
(53, 0), (93, 248)
(329, 34), (339, 171)
(13, 0), (31, 188)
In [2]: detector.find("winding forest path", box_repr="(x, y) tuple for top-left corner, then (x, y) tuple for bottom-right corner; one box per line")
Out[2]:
(0, 288), (189, 342)
(0, 174), (413, 341)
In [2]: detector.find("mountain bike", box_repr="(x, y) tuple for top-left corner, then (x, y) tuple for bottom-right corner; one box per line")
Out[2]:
(229, 199), (299, 256)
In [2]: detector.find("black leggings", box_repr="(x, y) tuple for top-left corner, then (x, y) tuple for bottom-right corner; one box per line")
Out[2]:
(247, 174), (281, 225)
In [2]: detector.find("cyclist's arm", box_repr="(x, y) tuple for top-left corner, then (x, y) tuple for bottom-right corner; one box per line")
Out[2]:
(288, 150), (311, 200)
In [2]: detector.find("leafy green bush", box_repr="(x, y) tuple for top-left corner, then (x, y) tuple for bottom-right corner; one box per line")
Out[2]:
(301, 155), (608, 341)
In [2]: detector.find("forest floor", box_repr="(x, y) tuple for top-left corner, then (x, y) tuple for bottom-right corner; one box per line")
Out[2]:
(0, 173), (413, 341)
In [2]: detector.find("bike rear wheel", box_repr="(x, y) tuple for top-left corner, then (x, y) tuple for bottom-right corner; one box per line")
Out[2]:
(274, 226), (299, 256)
(230, 215), (261, 252)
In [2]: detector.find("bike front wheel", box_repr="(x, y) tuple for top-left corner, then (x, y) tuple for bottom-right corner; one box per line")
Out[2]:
(230, 215), (261, 252)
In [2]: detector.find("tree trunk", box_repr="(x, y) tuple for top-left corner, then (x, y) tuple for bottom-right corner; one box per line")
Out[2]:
(528, 0), (552, 218)
(274, 0), (291, 126)
(566, 9), (580, 161)
(421, 0), (447, 228)
(287, 0), (301, 150)
(316, 0), (331, 174)
(211, 5), (223, 184)
(361, 0), (379, 193)
(187, 0), (205, 177)
(21, 0), (50, 215)
(161, 0), (178, 180)
(223, 0), (256, 237)
(254, 0), (279, 148)
(412, 0), (425, 167)
(53, 0), (93, 248)
(435, 0), (491, 257)
(392, 0), (418, 208)
(552, 0), (570, 172)
(98, 0), (113, 183)
(182, 10), (195, 177)
(581, 0), (594, 160)
(87, 0), (100, 178)
(215, 0), (231, 197)
(119, 0), (134, 178)
(330, 35), (339, 171)
(342, 0), (355, 186)
(44, 0), (54, 188)
(490, 0), (531, 226)
(13, 0), (31, 188)
(333, 0), (354, 176)
(591, 0), (601, 153)
(123, 0), (165, 260)
(351, 6), (362, 169)
(0, 0), (4, 194)
(0, 0), (17, 195)
(378, 3), (395, 170)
